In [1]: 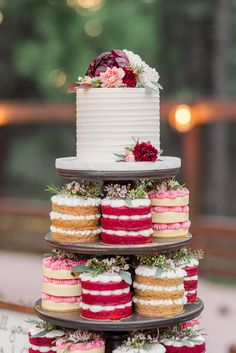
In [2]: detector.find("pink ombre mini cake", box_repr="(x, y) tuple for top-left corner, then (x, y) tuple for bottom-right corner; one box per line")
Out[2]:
(101, 184), (153, 245)
(73, 257), (132, 320)
(149, 180), (190, 238)
(56, 330), (105, 353)
(42, 254), (85, 312)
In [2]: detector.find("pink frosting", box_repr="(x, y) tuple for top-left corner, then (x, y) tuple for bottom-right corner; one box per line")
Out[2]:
(152, 206), (189, 213)
(42, 293), (81, 303)
(42, 276), (81, 285)
(181, 319), (200, 329)
(149, 189), (189, 199)
(153, 221), (191, 231)
(43, 257), (85, 270)
(56, 339), (105, 351)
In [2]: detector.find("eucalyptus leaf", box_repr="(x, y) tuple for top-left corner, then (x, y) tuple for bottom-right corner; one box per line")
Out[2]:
(155, 267), (164, 277)
(71, 265), (90, 273)
(125, 199), (133, 207)
(143, 343), (153, 351)
(114, 153), (125, 159)
(120, 271), (132, 285)
(32, 329), (52, 338)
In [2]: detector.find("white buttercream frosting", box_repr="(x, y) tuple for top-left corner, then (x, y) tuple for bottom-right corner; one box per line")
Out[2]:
(135, 265), (186, 278)
(161, 335), (205, 347)
(80, 272), (123, 283)
(80, 301), (132, 312)
(113, 344), (166, 353)
(133, 297), (187, 306)
(50, 211), (101, 221)
(82, 288), (130, 295)
(28, 344), (57, 352)
(29, 326), (64, 338)
(133, 282), (184, 292)
(102, 214), (151, 220)
(101, 228), (153, 237)
(102, 199), (151, 207)
(185, 275), (198, 281)
(179, 258), (199, 267)
(50, 225), (101, 236)
(51, 195), (101, 207)
(76, 88), (160, 163)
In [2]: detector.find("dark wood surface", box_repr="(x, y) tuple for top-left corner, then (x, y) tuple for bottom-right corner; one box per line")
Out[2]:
(45, 233), (192, 255)
(34, 299), (204, 331)
(57, 168), (180, 180)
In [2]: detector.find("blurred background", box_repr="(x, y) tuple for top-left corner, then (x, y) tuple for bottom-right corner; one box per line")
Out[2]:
(0, 0), (236, 352)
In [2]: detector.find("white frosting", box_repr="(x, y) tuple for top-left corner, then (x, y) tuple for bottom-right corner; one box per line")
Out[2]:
(133, 297), (187, 306)
(76, 88), (160, 162)
(112, 344), (166, 353)
(29, 326), (64, 338)
(102, 199), (151, 207)
(51, 195), (101, 207)
(186, 289), (197, 294)
(50, 211), (100, 221)
(133, 282), (184, 292)
(185, 275), (198, 281)
(101, 228), (153, 237)
(80, 272), (123, 283)
(50, 225), (101, 236)
(102, 214), (151, 220)
(82, 288), (130, 295)
(80, 301), (132, 312)
(179, 258), (199, 267)
(28, 344), (57, 352)
(135, 265), (186, 278)
(161, 335), (205, 347)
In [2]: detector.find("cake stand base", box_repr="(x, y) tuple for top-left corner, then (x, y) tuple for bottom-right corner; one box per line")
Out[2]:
(104, 332), (129, 353)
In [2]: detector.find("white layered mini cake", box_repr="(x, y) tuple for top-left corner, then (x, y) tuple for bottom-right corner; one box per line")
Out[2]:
(112, 332), (166, 353)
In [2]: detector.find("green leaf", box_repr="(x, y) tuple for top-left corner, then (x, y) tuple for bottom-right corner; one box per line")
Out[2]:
(31, 329), (52, 338)
(155, 267), (164, 277)
(25, 318), (40, 325)
(114, 153), (125, 159)
(71, 265), (90, 273)
(120, 271), (132, 285)
(125, 199), (133, 207)
(143, 343), (153, 351)
(44, 183), (61, 194)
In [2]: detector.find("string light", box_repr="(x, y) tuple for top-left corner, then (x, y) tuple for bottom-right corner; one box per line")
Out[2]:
(49, 69), (66, 88)
(84, 19), (102, 37)
(169, 104), (194, 132)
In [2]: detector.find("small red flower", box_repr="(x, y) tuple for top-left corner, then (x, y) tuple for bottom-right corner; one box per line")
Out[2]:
(133, 141), (158, 162)
(122, 68), (137, 87)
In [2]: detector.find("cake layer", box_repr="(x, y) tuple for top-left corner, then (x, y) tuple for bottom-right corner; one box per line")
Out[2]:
(57, 348), (104, 353)
(134, 288), (184, 300)
(152, 211), (189, 224)
(81, 280), (129, 291)
(51, 217), (100, 230)
(135, 275), (183, 287)
(101, 201), (151, 213)
(153, 228), (189, 238)
(82, 287), (130, 295)
(162, 336), (205, 353)
(29, 348), (55, 353)
(51, 226), (100, 243)
(43, 266), (80, 280)
(186, 291), (197, 303)
(101, 217), (152, 231)
(153, 221), (190, 238)
(42, 299), (80, 312)
(82, 292), (132, 305)
(56, 339), (105, 353)
(134, 300), (184, 317)
(183, 266), (198, 277)
(43, 258), (83, 279)
(101, 232), (152, 244)
(150, 196), (189, 207)
(76, 88), (160, 162)
(184, 279), (198, 291)
(42, 280), (81, 297)
(52, 195), (101, 208)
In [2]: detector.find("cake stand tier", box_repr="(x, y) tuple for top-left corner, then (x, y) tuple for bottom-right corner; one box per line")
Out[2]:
(55, 156), (180, 180)
(34, 299), (203, 331)
(45, 233), (192, 255)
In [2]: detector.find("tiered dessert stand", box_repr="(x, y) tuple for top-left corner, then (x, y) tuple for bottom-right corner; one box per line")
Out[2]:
(34, 163), (204, 353)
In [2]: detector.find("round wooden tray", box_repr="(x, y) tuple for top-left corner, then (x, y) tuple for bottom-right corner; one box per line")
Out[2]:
(34, 299), (204, 331)
(45, 233), (192, 255)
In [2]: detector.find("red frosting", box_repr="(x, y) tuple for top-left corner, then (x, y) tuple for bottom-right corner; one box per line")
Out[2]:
(101, 232), (152, 244)
(29, 350), (55, 353)
(29, 336), (55, 346)
(81, 280), (129, 291)
(183, 266), (198, 277)
(184, 280), (198, 291)
(164, 342), (205, 353)
(101, 205), (151, 216)
(82, 292), (132, 306)
(101, 217), (152, 231)
(81, 306), (132, 320)
(186, 292), (197, 303)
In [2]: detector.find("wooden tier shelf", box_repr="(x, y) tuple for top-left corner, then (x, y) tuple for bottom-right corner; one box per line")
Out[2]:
(45, 233), (192, 255)
(34, 299), (204, 331)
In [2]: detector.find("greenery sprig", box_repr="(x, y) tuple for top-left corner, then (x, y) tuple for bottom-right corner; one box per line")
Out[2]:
(26, 319), (57, 338)
(63, 330), (102, 344)
(43, 250), (88, 262)
(72, 256), (131, 285)
(122, 331), (160, 351)
(104, 182), (148, 204)
(160, 325), (205, 346)
(149, 178), (187, 192)
(136, 254), (173, 276)
(167, 248), (204, 264)
(45, 180), (101, 199)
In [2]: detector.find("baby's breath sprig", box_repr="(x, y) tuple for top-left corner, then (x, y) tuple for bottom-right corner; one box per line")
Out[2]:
(136, 254), (173, 276)
(149, 178), (186, 192)
(26, 319), (56, 338)
(64, 330), (102, 344)
(160, 325), (204, 343)
(45, 180), (101, 199)
(167, 248), (204, 264)
(123, 331), (160, 350)
(104, 182), (148, 202)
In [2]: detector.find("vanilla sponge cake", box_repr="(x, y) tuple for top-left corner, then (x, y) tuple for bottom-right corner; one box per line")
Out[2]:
(133, 265), (187, 317)
(50, 195), (101, 243)
(56, 331), (105, 353)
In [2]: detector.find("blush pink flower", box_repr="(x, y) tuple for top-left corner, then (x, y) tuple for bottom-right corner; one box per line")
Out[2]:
(100, 67), (125, 88)
(125, 150), (135, 162)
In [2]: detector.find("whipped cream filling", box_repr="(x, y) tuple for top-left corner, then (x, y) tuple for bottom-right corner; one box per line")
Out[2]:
(52, 195), (101, 207)
(135, 265), (186, 278)
(186, 289), (197, 294)
(29, 344), (56, 352)
(101, 228), (153, 237)
(102, 214), (151, 220)
(185, 275), (198, 281)
(80, 272), (123, 283)
(133, 297), (187, 306)
(180, 258), (199, 267)
(50, 225), (101, 236)
(113, 344), (166, 353)
(133, 282), (184, 292)
(80, 301), (132, 312)
(82, 288), (130, 295)
(161, 335), (205, 347)
(29, 326), (64, 338)
(101, 199), (150, 207)
(50, 211), (101, 221)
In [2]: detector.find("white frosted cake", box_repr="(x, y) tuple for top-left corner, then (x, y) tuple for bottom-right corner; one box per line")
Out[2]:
(56, 49), (181, 171)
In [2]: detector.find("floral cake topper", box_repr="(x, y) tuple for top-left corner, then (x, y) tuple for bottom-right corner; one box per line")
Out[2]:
(68, 49), (161, 92)
(115, 138), (159, 162)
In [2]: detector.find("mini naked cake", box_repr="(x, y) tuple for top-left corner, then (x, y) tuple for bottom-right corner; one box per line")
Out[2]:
(101, 183), (153, 244)
(149, 179), (190, 238)
(160, 324), (206, 353)
(113, 331), (166, 353)
(169, 249), (204, 303)
(42, 252), (85, 312)
(28, 320), (64, 353)
(133, 255), (187, 317)
(47, 181), (101, 243)
(56, 330), (105, 353)
(73, 257), (132, 320)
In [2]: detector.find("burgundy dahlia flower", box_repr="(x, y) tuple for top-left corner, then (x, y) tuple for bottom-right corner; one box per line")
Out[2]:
(133, 141), (158, 162)
(122, 68), (137, 87)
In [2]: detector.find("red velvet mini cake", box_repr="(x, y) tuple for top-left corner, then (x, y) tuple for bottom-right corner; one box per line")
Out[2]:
(28, 321), (64, 353)
(73, 257), (132, 320)
(101, 184), (153, 245)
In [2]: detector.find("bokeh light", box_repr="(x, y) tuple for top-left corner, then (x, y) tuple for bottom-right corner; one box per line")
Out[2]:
(169, 104), (194, 132)
(84, 19), (102, 37)
(68, 0), (104, 11)
(0, 11), (4, 24)
(49, 69), (66, 88)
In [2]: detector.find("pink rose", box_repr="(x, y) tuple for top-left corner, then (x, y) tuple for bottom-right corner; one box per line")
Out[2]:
(125, 150), (135, 162)
(100, 67), (125, 88)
